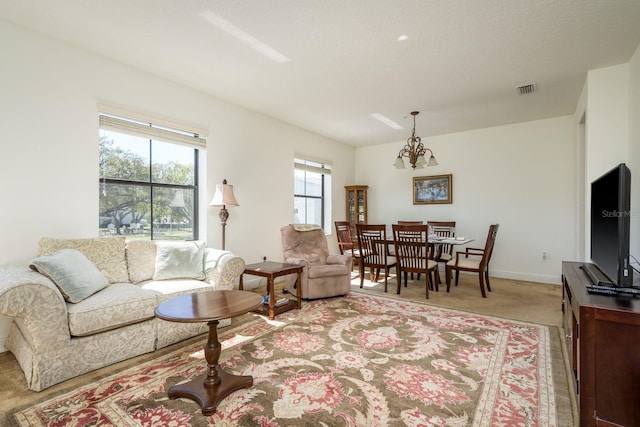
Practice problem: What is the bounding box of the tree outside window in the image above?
[98,115,200,240]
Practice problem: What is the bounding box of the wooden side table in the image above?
[240,261,303,320]
[155,290,263,416]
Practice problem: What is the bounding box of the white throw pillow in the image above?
[153,241,206,281]
[30,249,109,303]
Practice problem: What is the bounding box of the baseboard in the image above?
[490,269,561,285]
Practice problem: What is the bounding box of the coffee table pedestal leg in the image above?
[167,319,253,416]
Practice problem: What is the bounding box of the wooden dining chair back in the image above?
[445,224,499,298]
[392,224,438,298]
[334,221,354,255]
[356,224,397,292]
[334,221,362,277]
[427,221,456,263]
[395,221,426,276]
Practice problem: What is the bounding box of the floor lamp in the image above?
[209,179,239,250]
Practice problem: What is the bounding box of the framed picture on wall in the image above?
[413,174,452,204]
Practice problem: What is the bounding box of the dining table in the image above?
[354,232,475,253]
[374,233,474,285]
[383,235,474,247]
[427,236,474,246]
[352,225,475,254]
[427,236,474,259]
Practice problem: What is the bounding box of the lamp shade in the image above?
[209,179,239,207]
[170,189,186,208]
[393,156,406,169]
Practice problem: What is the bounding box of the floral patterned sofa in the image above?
[0,236,245,391]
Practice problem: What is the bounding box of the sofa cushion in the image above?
[126,240,157,284]
[30,249,109,303]
[153,241,206,281]
[39,236,128,283]
[67,283,159,336]
[139,279,213,303]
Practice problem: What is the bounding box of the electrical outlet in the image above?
[542,251,548,262]
[263,256,267,262]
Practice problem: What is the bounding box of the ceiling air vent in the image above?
[517,83,537,95]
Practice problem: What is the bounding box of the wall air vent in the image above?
[517,83,537,95]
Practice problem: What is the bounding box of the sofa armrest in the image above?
[327,254,351,266]
[204,249,246,291]
[0,266,71,351]
[283,257,311,268]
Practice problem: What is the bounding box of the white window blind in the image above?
[99,114,206,149]
[294,158,332,175]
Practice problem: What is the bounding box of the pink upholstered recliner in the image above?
[280,224,352,299]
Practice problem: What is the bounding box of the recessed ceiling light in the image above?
[371,113,403,130]
[397,35,409,41]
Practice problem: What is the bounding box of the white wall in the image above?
[353,56,640,286]
[585,64,630,182]
[1,17,639,352]
[628,44,640,260]
[355,117,576,284]
[578,63,636,260]
[0,20,355,350]
[0,20,355,262]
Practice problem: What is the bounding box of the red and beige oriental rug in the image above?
[12,293,561,426]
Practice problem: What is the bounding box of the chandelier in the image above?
[393,111,438,169]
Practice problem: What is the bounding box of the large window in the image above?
[98,113,205,240]
[294,158,332,233]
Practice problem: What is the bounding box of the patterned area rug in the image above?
[12,293,558,426]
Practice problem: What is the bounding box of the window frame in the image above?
[294,157,332,232]
[98,112,203,240]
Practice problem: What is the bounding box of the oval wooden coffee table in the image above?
[155,290,263,416]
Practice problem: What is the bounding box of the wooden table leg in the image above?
[167,319,253,415]
[267,277,275,319]
[295,270,302,309]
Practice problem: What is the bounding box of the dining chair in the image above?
[395,221,426,277]
[392,224,438,298]
[356,224,397,292]
[427,221,457,277]
[445,224,499,298]
[334,221,362,278]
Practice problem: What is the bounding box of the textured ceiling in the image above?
[2,0,640,146]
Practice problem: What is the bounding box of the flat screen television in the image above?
[588,163,633,287]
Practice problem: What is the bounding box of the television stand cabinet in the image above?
[562,261,640,427]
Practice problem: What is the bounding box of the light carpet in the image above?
[11,293,559,426]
